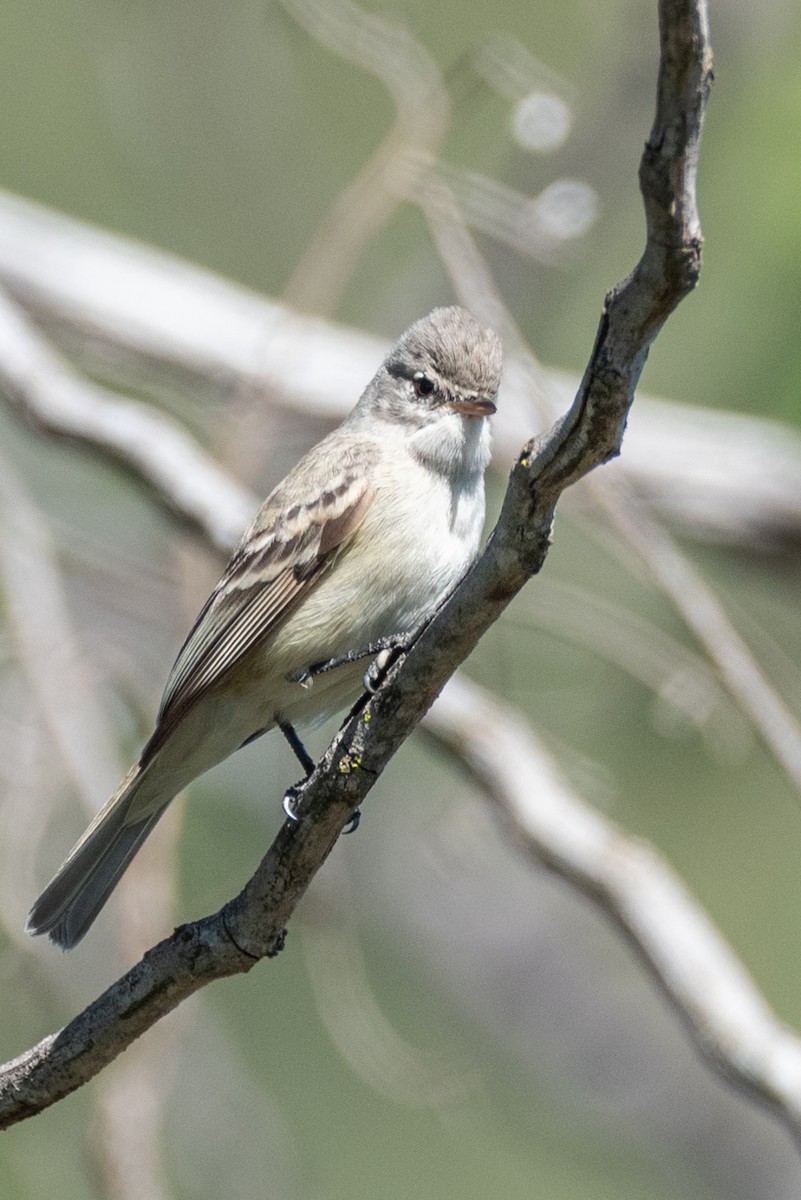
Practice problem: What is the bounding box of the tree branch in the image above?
[0,287,254,554]
[0,0,712,1129]
[6,207,801,547]
[426,675,801,1148]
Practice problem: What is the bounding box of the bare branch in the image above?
[0,0,712,1127]
[426,675,801,1146]
[594,475,801,792]
[0,189,377,421]
[0,445,122,809]
[280,0,450,312]
[0,288,254,554]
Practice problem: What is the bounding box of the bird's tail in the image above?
[26,761,168,950]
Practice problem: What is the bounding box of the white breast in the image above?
[362,412,489,634]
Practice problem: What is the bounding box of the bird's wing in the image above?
[148,454,376,754]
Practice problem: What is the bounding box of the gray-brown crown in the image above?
[387,306,503,399]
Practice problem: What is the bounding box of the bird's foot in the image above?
[282,784,303,823]
[282,786,360,835]
[289,637,407,688]
[343,809,361,834]
[363,644,404,693]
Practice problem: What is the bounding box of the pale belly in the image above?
[148,457,485,794]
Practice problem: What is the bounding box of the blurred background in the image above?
[2,0,801,1197]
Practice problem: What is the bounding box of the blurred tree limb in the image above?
[3,193,801,551]
[4,0,795,1146]
[426,677,801,1146]
[0,287,254,555]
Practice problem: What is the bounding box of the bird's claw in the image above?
[343,809,361,834]
[282,786,302,823]
[283,789,360,835]
[364,645,403,693]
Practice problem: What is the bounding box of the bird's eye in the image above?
[413,374,435,398]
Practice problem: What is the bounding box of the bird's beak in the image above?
[446,397,497,418]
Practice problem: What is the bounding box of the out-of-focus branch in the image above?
[426,674,801,1146]
[0,450,176,1193]
[280,0,450,312]
[299,891,475,1106]
[593,473,801,792]
[0,0,712,1127]
[2,192,801,549]
[512,576,748,750]
[0,447,121,812]
[0,287,253,553]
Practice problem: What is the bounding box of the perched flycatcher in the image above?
[27,306,503,949]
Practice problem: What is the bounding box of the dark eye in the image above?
[413,374,435,398]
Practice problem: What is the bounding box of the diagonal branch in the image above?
[426,675,801,1148]
[0,0,712,1129]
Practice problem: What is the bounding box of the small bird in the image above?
[27,306,503,949]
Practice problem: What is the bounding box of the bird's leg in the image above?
[289,636,407,693]
[278,719,316,775]
[282,638,406,834]
[278,719,360,834]
[279,720,314,824]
